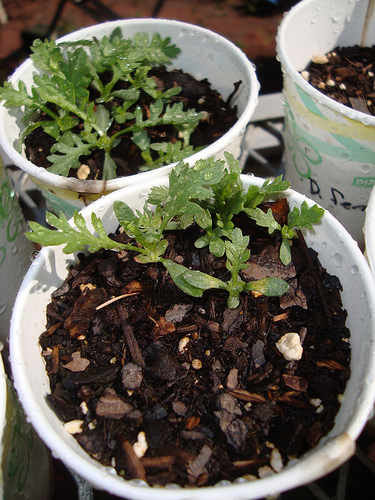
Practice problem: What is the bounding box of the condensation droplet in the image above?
[321,241,328,249]
[361,164,371,174]
[362,116,373,126]
[0,302,7,315]
[351,265,359,275]
[361,291,367,299]
[9,244,17,254]
[341,152,351,162]
[332,253,343,267]
[140,189,150,196]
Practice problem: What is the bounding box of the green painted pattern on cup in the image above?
[3,379,33,497]
[352,177,375,188]
[296,84,326,119]
[0,163,25,268]
[284,102,375,185]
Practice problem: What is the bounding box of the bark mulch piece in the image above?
[39,202,351,488]
[24,66,239,180]
[303,45,375,116]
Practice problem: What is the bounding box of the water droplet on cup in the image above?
[341,152,351,162]
[361,164,371,174]
[362,116,372,125]
[351,265,359,275]
[321,241,328,249]
[0,302,7,315]
[332,253,343,267]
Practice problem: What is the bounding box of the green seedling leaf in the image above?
[244,175,290,209]
[26,211,127,254]
[244,207,281,234]
[162,260,224,298]
[287,201,325,230]
[47,132,93,175]
[244,277,289,297]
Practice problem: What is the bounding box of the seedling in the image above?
[0,28,207,180]
[26,153,324,308]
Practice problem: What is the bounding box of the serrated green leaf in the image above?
[47,132,93,175]
[244,175,290,209]
[287,201,324,230]
[30,39,65,76]
[25,210,128,254]
[244,207,281,234]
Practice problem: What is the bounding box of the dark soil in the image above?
[39,198,351,488]
[303,45,375,116]
[24,67,239,180]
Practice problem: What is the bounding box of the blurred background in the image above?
[0,0,298,92]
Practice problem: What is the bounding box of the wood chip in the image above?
[282,374,309,392]
[188,444,212,480]
[151,316,176,339]
[117,434,146,480]
[185,416,200,429]
[229,389,267,403]
[316,360,346,370]
[96,387,139,420]
[165,303,193,323]
[63,351,90,372]
[117,304,145,367]
[140,455,175,471]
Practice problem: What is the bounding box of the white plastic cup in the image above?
[0,350,52,499]
[0,157,34,346]
[364,184,375,278]
[277,0,375,249]
[0,19,259,218]
[9,174,375,499]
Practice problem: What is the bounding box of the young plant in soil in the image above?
[301,45,375,116]
[26,154,351,487]
[0,28,238,180]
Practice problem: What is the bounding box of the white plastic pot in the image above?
[0,18,259,218]
[0,156,34,346]
[9,173,375,499]
[0,349,52,499]
[277,0,375,249]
